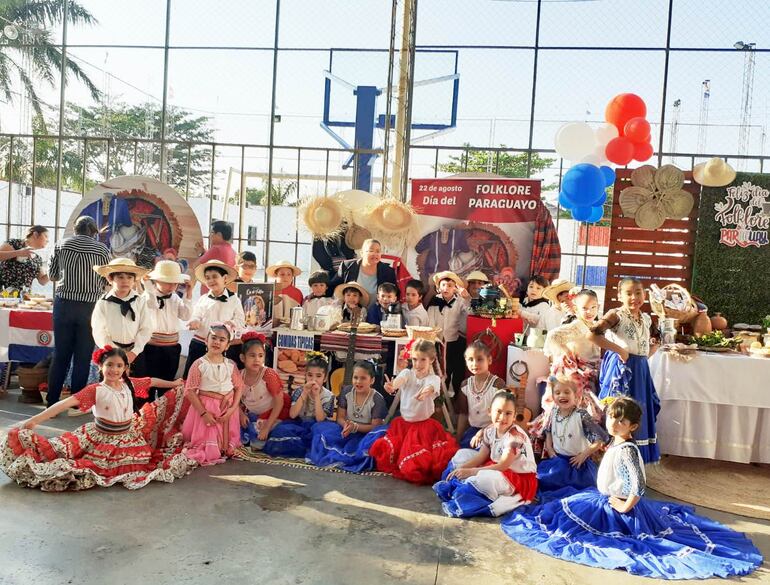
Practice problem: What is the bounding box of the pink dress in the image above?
[182,356,244,465]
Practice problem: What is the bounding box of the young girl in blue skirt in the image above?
[501,397,762,580]
[537,376,608,494]
[262,352,335,458]
[434,390,538,518]
[308,360,388,473]
[589,277,660,463]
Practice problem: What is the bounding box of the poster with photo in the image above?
[410,177,559,297]
[273,329,316,389]
[391,338,410,376]
[237,282,274,331]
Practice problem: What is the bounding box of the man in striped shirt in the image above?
[46,216,111,406]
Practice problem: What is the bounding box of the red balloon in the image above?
[605,93,647,133]
[633,141,654,162]
[624,117,651,143]
[605,136,635,166]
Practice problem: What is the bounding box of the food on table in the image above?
[690,330,742,350]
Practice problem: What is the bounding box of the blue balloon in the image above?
[562,164,605,207]
[571,206,594,221]
[593,190,608,206]
[587,205,604,223]
[600,165,616,188]
[558,191,576,209]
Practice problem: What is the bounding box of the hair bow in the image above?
[400,338,416,362]
[92,345,114,365]
[241,331,270,346]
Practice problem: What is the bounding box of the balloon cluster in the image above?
[553,92,654,223]
[603,93,654,166]
[559,164,614,223]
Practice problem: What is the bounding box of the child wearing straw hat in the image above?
[184,260,245,379]
[142,260,192,399]
[267,260,303,305]
[427,271,470,396]
[91,259,155,376]
[333,281,370,322]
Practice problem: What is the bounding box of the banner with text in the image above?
[410,177,556,296]
[692,173,770,324]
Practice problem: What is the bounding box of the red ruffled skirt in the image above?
[496,464,538,502]
[371,417,459,485]
[0,387,197,491]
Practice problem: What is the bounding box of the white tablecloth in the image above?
[650,351,770,464]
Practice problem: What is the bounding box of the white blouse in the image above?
[461,374,502,428]
[596,441,647,498]
[198,357,237,394]
[481,425,537,474]
[402,304,429,327]
[605,310,652,356]
[544,319,601,363]
[396,368,440,423]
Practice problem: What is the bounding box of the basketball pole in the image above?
[390,0,417,202]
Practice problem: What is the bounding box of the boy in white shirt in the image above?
[302,270,335,318]
[91,258,155,373]
[402,279,429,327]
[427,270,470,396]
[142,260,192,398]
[184,260,245,378]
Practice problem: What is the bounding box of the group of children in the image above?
[0,264,762,580]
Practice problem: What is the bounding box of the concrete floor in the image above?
[1,390,769,585]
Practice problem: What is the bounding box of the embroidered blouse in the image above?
[456,374,505,428]
[186,356,244,395]
[338,388,388,424]
[544,319,601,364]
[241,367,283,414]
[591,308,657,356]
[481,425,537,474]
[545,407,609,456]
[74,377,152,421]
[596,441,646,498]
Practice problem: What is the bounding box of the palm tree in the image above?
[0,0,100,132]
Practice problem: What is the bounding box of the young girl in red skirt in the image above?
[182,323,245,465]
[238,332,290,448]
[434,390,538,517]
[0,346,194,491]
[371,339,458,484]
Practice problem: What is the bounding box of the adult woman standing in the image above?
[329,239,397,307]
[0,226,50,290]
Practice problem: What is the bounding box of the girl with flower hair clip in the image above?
[262,351,335,458]
[238,331,290,449]
[0,346,193,491]
[182,322,245,465]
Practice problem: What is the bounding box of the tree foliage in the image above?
[437,144,555,178]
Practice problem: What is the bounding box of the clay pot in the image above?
[710,312,728,331]
[17,366,47,404]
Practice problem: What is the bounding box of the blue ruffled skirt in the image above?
[599,352,660,463]
[459,426,482,449]
[537,454,597,494]
[501,487,763,580]
[308,421,388,473]
[262,419,315,458]
[434,476,498,518]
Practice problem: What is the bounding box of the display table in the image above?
[0,308,54,363]
[650,350,770,464]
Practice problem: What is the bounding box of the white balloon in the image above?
[594,123,619,147]
[554,122,596,162]
[580,154,603,165]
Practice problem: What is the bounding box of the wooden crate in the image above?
[604,168,702,312]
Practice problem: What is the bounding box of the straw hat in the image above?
[336,189,380,227]
[93,257,149,278]
[465,270,489,283]
[693,158,736,187]
[366,199,420,248]
[432,270,464,290]
[146,260,190,284]
[543,278,575,305]
[299,195,344,240]
[194,259,237,284]
[266,260,302,278]
[333,281,370,306]
[344,224,372,251]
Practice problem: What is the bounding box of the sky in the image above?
[3,0,770,194]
